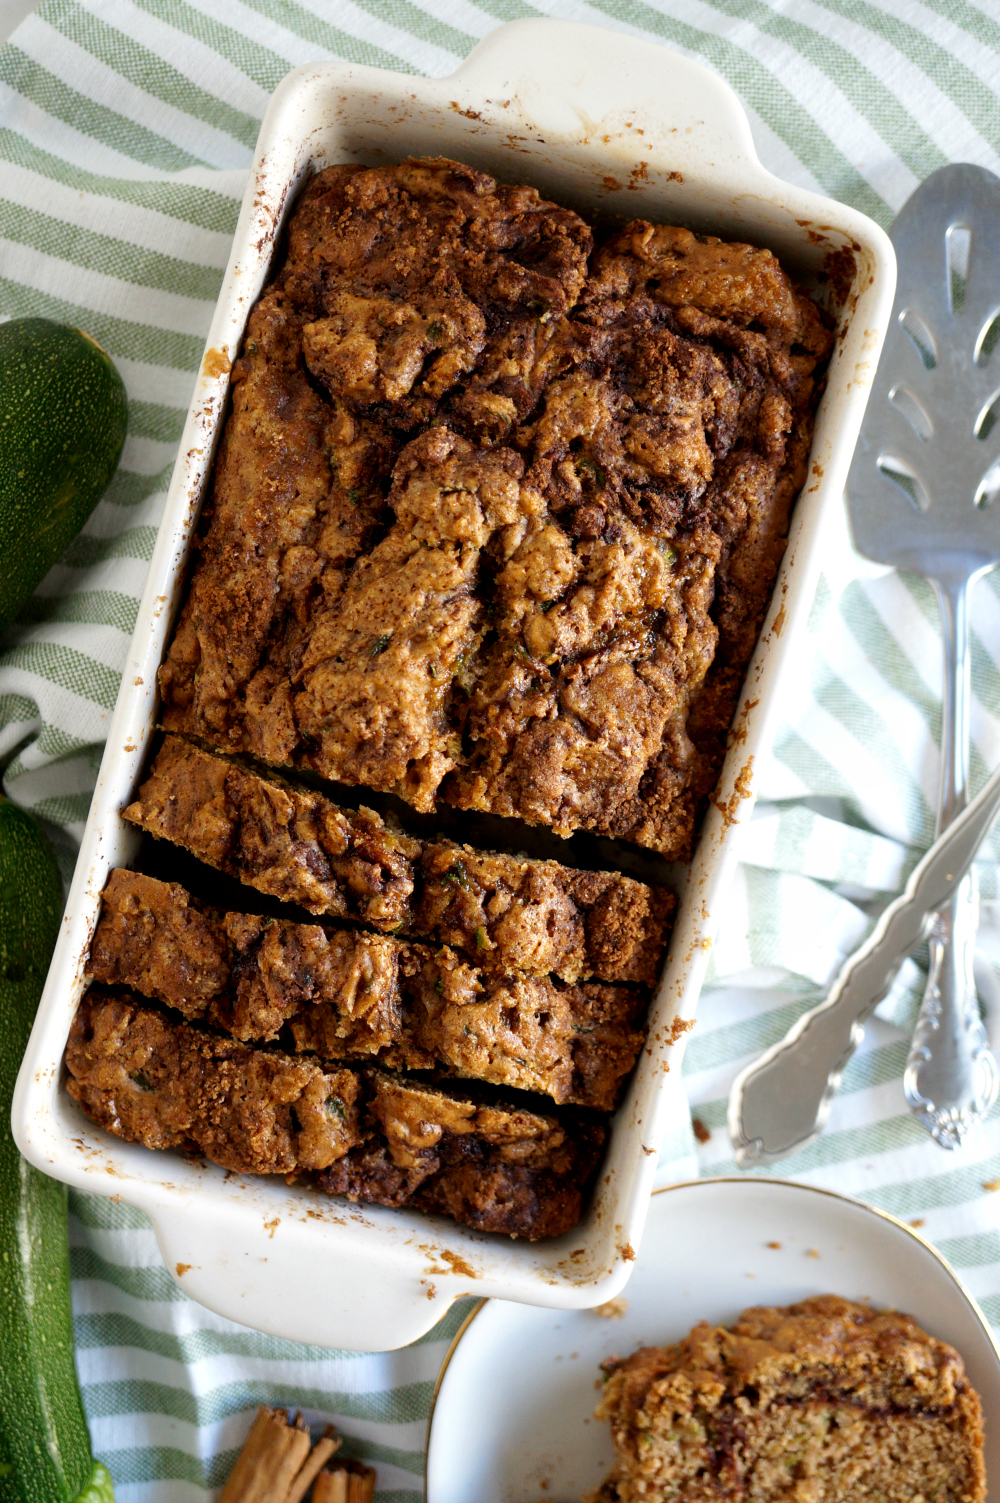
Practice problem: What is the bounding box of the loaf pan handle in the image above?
[149,1204,469,1352]
[450,18,759,174]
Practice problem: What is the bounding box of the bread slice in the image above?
[590,1295,986,1503]
[88,869,645,1109]
[65,988,605,1239]
[123,735,673,983]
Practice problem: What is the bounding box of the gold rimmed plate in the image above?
[425,1177,1000,1502]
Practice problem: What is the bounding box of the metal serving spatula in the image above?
[729,163,1000,1164]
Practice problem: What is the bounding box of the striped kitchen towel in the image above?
[2,1,1000,1497]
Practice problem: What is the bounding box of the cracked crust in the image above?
[291,427,532,808]
[448,223,831,854]
[158,159,830,856]
[159,158,590,794]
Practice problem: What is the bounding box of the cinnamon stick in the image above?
[312,1463,376,1503]
[218,1407,359,1503]
[286,1432,341,1503]
[218,1407,312,1503]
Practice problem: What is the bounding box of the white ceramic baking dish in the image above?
[13,18,895,1352]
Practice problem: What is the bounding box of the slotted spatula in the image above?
[848,163,1000,1148]
[729,163,1000,1164]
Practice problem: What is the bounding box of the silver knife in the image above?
[729,754,1000,1166]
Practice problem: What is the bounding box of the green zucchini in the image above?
[0,798,114,1502]
[0,318,128,630]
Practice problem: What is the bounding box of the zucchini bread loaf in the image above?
[589,1295,985,1502]
[157,156,832,859]
[71,155,833,1240]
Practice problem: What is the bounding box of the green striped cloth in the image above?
[3,0,1000,1495]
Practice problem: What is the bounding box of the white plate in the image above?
[426,1177,1000,1503]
